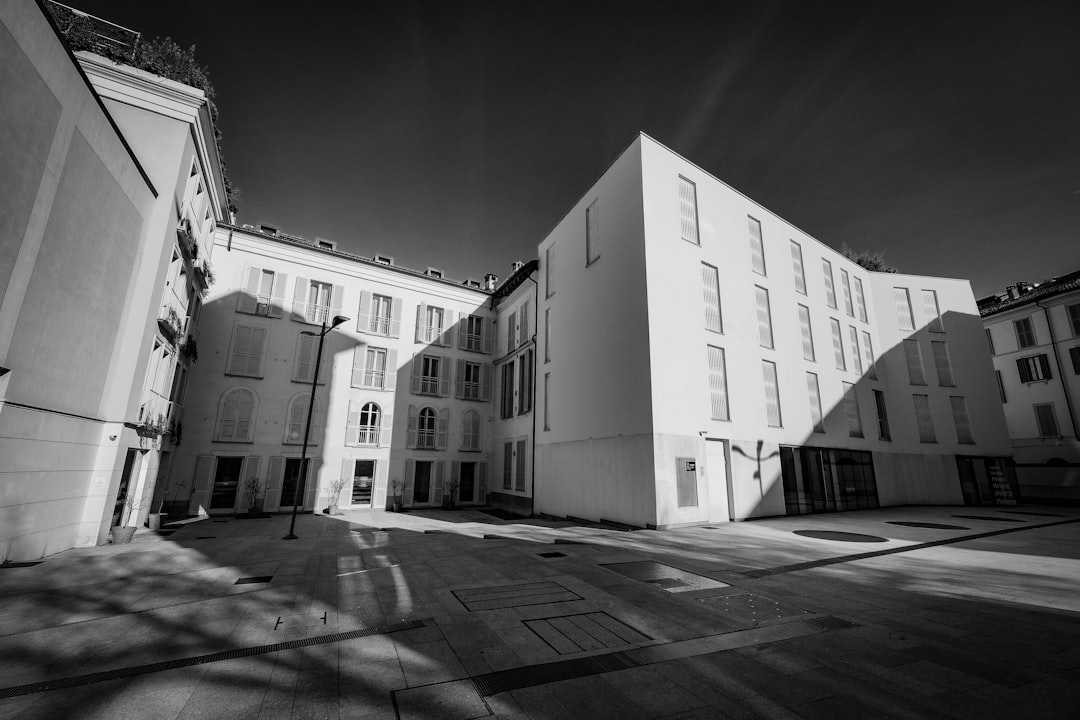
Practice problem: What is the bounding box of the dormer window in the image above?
[425,268,444,279]
[373,254,394,266]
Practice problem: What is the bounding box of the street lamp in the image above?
[284,313,349,540]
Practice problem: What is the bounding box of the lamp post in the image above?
[284,313,349,540]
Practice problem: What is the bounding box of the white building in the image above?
[980,273,1080,504]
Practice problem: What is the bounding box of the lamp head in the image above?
[331,315,349,329]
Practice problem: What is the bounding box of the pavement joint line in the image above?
[743,517,1080,578]
[0,618,427,699]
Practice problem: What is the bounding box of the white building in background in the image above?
[980,273,1080,504]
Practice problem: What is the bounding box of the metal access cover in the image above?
[453,580,582,612]
[602,561,729,593]
[697,592,811,625]
[524,612,650,655]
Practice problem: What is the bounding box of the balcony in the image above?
[356,426,381,447]
[157,305,184,344]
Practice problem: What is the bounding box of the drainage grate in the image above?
[471,650,640,697]
[0,619,425,699]
[0,561,42,569]
[453,581,582,612]
[805,616,860,631]
[697,592,811,626]
[538,552,566,558]
[235,576,273,585]
[602,561,729,593]
[525,612,650,654]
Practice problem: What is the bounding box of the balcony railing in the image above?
[356,426,380,446]
[419,376,439,395]
[369,315,390,335]
[363,369,385,389]
[417,430,435,449]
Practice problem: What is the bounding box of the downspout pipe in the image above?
[1036,299,1079,439]
[526,272,539,516]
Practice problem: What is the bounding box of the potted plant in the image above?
[239,475,267,518]
[390,477,403,512]
[111,494,141,544]
[324,477,347,516]
[178,336,198,364]
[148,476,186,530]
[444,477,460,510]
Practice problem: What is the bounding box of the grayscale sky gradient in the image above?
[70,0,1080,296]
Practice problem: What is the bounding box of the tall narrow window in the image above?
[228,325,267,377]
[950,397,974,444]
[679,176,699,245]
[894,287,914,331]
[306,281,333,325]
[755,286,773,349]
[931,341,955,386]
[1016,354,1052,383]
[506,311,517,354]
[862,331,877,380]
[357,402,381,446]
[293,332,323,383]
[515,439,527,491]
[749,217,766,275]
[362,347,387,389]
[831,318,846,371]
[702,263,723,333]
[1034,403,1060,438]
[461,409,481,451]
[849,326,863,375]
[543,373,551,431]
[843,382,863,438]
[823,259,837,309]
[463,315,485,353]
[545,245,555,298]
[1068,304,1080,337]
[790,241,806,294]
[873,390,890,440]
[586,199,600,265]
[518,350,533,415]
[854,277,867,322]
[519,300,530,346]
[1070,346,1080,374]
[501,363,514,419]
[798,305,815,361]
[216,388,256,442]
[707,346,729,421]
[284,394,320,445]
[996,370,1007,403]
[985,328,996,355]
[417,407,437,449]
[841,269,854,317]
[806,372,824,432]
[368,294,394,336]
[762,361,782,427]
[418,355,442,395]
[913,394,936,443]
[1014,317,1036,349]
[923,290,944,332]
[904,340,926,385]
[544,308,551,362]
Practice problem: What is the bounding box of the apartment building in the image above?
[980,272,1080,503]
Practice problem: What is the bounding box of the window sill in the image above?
[224,371,263,379]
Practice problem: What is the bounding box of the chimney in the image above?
[483,273,499,291]
[511,260,525,274]
[1006,285,1020,300]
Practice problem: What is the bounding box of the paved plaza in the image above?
[1,505,1078,719]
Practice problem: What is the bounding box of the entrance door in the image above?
[281,458,309,510]
[801,448,837,512]
[210,456,243,510]
[413,461,432,504]
[351,459,375,506]
[459,462,476,503]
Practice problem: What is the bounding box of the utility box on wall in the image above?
[676,457,698,507]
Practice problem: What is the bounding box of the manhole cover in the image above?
[602,561,729,593]
[886,521,969,530]
[952,515,1024,522]
[698,592,811,625]
[793,530,888,543]
[524,612,650,654]
[453,581,582,612]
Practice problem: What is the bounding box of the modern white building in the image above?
[980,272,1080,504]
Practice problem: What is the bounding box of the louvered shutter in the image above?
[457,311,467,349]
[410,354,422,394]
[351,346,365,388]
[269,273,287,318]
[932,342,954,386]
[380,411,393,447]
[854,278,867,322]
[843,382,862,437]
[762,361,781,427]
[507,311,516,353]
[806,373,824,432]
[436,408,449,449]
[341,459,355,498]
[304,459,320,508]
[841,270,854,316]
[480,363,492,402]
[356,290,371,333]
[238,267,259,313]
[389,298,402,338]
[923,290,943,332]
[296,333,316,382]
[285,396,305,443]
[520,300,530,345]
[439,308,454,347]
[415,303,427,343]
[913,395,936,442]
[515,439,527,490]
[823,260,837,308]
[292,277,308,321]
[346,399,359,446]
[438,356,451,397]
[188,455,213,514]
[481,319,493,354]
[798,306,814,361]
[790,242,806,294]
[863,331,877,380]
[702,264,722,332]
[950,397,974,443]
[755,287,773,348]
[477,462,487,501]
[403,459,415,505]
[219,390,239,439]
[407,405,418,448]
[831,320,846,371]
[748,217,765,275]
[433,460,444,500]
[451,461,461,502]
[894,288,914,331]
[586,200,600,262]
[265,456,284,510]
[385,349,398,391]
[455,358,465,399]
[330,285,343,318]
[849,327,862,375]
[228,326,249,374]
[247,328,266,375]
[904,340,926,384]
[1016,358,1032,383]
[707,346,728,421]
[1038,354,1052,379]
[678,177,698,244]
[241,457,261,508]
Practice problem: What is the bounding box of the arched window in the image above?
[215,387,257,442]
[417,407,436,449]
[358,402,381,446]
[462,410,481,451]
[284,393,321,445]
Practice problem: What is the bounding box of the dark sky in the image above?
[70,0,1080,296]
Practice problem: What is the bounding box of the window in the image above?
[923,290,944,332]
[507,311,517,353]
[986,328,996,355]
[502,442,513,489]
[996,370,1007,403]
[457,360,491,401]
[798,305,815,362]
[707,346,729,421]
[762,360,782,427]
[360,292,399,337]
[501,363,515,419]
[849,326,863,375]
[931,341,954,386]
[461,409,481,451]
[515,439,527,491]
[544,308,551,363]
[790,241,806,294]
[364,347,387,389]
[227,325,267,377]
[406,406,448,450]
[913,394,936,443]
[904,340,926,385]
[461,314,488,353]
[702,263,723,333]
[755,286,773,348]
[407,353,451,397]
[1070,346,1080,375]
[1016,354,1052,383]
[416,303,446,344]
[1069,304,1080,337]
[544,373,551,431]
[417,407,437,449]
[854,277,867,322]
[1034,403,1060,438]
[748,217,766,275]
[862,331,877,381]
[822,259,837,309]
[806,372,824,432]
[356,402,381,446]
[841,269,854,317]
[293,332,324,383]
[238,267,284,317]
[678,176,699,245]
[518,350,534,415]
[545,245,555,297]
[831,319,846,371]
[950,397,974,444]
[843,382,863,438]
[1014,317,1036,349]
[873,390,890,440]
[894,288,914,331]
[299,280,333,325]
[586,199,600,264]
[519,299,530,346]
[284,393,320,445]
[215,389,256,442]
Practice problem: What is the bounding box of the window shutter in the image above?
[351,346,365,388]
[219,390,239,439]
[356,290,371,333]
[904,340,925,384]
[292,277,308,321]
[862,331,877,380]
[415,303,427,343]
[269,273,287,318]
[438,356,451,397]
[236,389,255,439]
[385,349,398,391]
[346,399,359,446]
[436,408,449,449]
[923,290,943,332]
[265,456,284,511]
[678,177,698,244]
[389,297,402,338]
[380,411,393,447]
[457,311,467,349]
[341,459,355,496]
[515,439,527,490]
[455,358,465,399]
[798,306,814,361]
[841,270,853,316]
[247,327,266,375]
[849,327,862,375]
[304,459,320,508]
[950,396,974,443]
[806,373,824,432]
[701,264,722,333]
[507,312,516,353]
[823,260,836,309]
[1070,346,1080,374]
[755,287,773,348]
[238,267,259,313]
[854,278,867,322]
[1039,354,1052,380]
[285,396,306,443]
[229,326,250,374]
[440,308,454,347]
[330,285,343,318]
[478,462,487,501]
[401,459,415,506]
[433,460,444,499]
[188,455,213,515]
[451,461,461,500]
[932,342,954,386]
[831,320,845,371]
[762,361,781,427]
[894,288,914,331]
[241,457,261,504]
[480,363,492,402]
[748,217,765,274]
[843,383,862,437]
[407,405,418,448]
[520,300,530,345]
[790,242,806,294]
[296,333,316,382]
[913,394,936,442]
[410,354,422,394]
[1016,358,1031,383]
[482,319,493,354]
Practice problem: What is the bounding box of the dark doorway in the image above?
[111,449,139,526]
[281,458,309,510]
[210,456,243,510]
[414,461,432,504]
[351,459,375,505]
[459,462,476,503]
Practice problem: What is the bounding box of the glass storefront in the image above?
[781,446,879,515]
